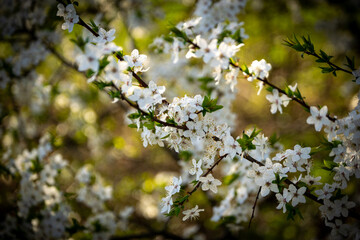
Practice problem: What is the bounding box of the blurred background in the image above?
[1,0,360,239]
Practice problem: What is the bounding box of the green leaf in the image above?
[284,86,293,97]
[190,180,198,186]
[345,56,355,70]
[66,218,86,235]
[85,69,95,78]
[98,57,110,74]
[286,204,303,221]
[166,117,177,126]
[236,128,261,151]
[169,27,189,42]
[242,64,250,75]
[320,67,334,74]
[293,88,303,101]
[201,96,223,116]
[319,50,333,62]
[179,151,193,161]
[323,159,338,171]
[30,158,43,173]
[223,173,240,185]
[89,19,99,33]
[92,81,113,90]
[70,36,89,52]
[144,121,155,130]
[269,132,280,147]
[128,112,141,119]
[174,195,189,205]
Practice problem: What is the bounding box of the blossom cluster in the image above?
[56,4,79,32]
[1,135,134,240]
[1,0,359,239]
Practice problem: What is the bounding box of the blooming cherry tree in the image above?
[0,0,360,239]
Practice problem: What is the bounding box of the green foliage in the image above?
[98,57,110,75]
[169,27,189,43]
[128,112,141,120]
[92,81,113,90]
[322,159,338,172]
[66,218,86,235]
[268,133,280,147]
[166,206,182,217]
[284,34,355,76]
[223,173,240,185]
[201,96,223,116]
[89,19,99,33]
[166,117,177,126]
[179,151,193,161]
[272,173,287,192]
[241,64,250,75]
[345,56,356,71]
[70,36,89,52]
[286,204,303,221]
[198,77,215,96]
[236,128,261,151]
[30,158,43,173]
[284,35,314,55]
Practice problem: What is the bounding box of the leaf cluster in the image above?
[284,34,356,76]
[236,128,261,151]
[201,96,223,116]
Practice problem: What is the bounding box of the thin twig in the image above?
[178,154,227,206]
[186,38,337,122]
[304,51,352,74]
[248,186,261,228]
[62,4,360,221]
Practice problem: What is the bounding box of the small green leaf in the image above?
[223,173,240,185]
[128,113,141,119]
[128,123,138,128]
[345,56,355,70]
[201,96,223,116]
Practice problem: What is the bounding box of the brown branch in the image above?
[185,37,337,122]
[248,186,261,228]
[77,17,149,88]
[304,51,352,74]
[66,6,359,221]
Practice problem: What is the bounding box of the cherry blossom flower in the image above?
[334,196,356,218]
[182,205,204,221]
[189,159,203,181]
[76,44,102,72]
[266,89,291,114]
[306,106,331,132]
[193,36,218,63]
[352,68,360,85]
[275,188,291,213]
[165,176,182,196]
[95,28,116,44]
[199,174,222,193]
[288,184,306,207]
[319,199,339,220]
[247,59,272,82]
[57,4,79,32]
[124,49,149,73]
[104,58,131,88]
[160,196,173,214]
[315,183,336,200]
